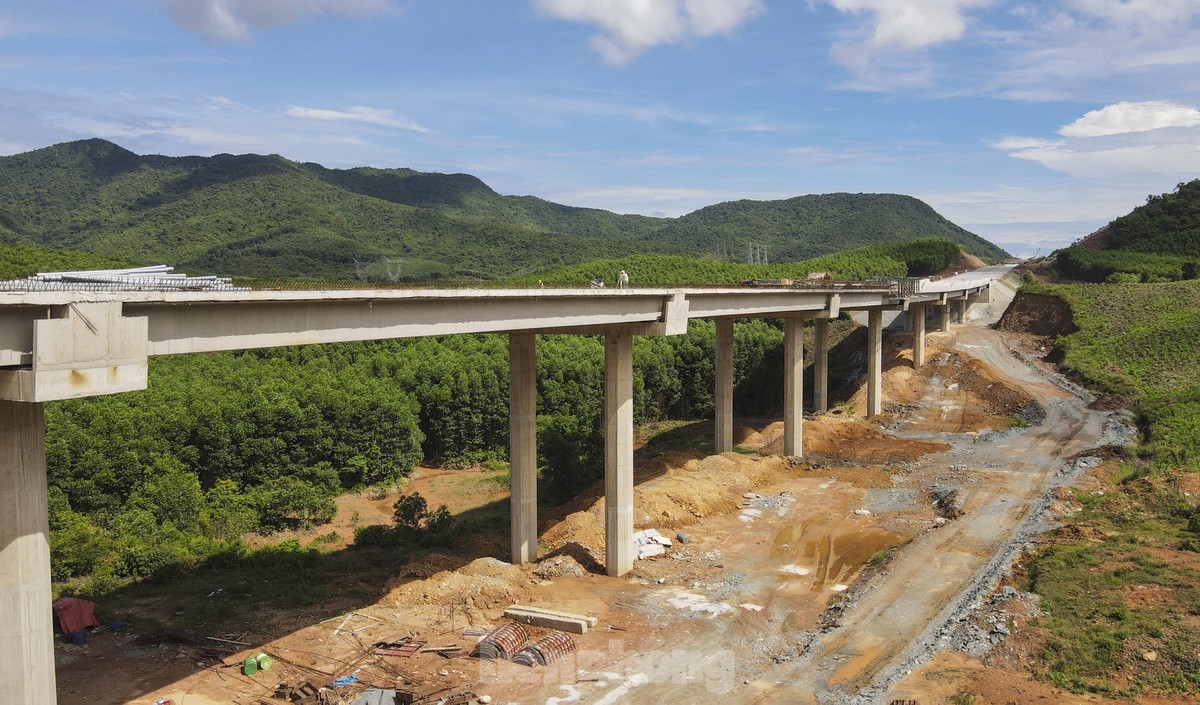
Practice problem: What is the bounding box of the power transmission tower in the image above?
[384,257,405,281]
[747,243,768,265]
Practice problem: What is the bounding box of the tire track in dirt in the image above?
[750,325,1112,704]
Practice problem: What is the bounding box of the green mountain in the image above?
[0,139,1008,280]
[652,193,1007,262]
[1094,179,1200,255]
[1054,180,1200,282]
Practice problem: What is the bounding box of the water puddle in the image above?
[828,636,885,686]
[772,520,905,592]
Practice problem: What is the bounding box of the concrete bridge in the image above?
[0,265,1009,705]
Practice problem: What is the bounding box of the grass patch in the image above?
[1014,278,1200,695]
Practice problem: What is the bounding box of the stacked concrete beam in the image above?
[503,605,597,634]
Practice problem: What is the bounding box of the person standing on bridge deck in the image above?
[618,269,629,289]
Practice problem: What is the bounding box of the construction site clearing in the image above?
[54,300,1150,705]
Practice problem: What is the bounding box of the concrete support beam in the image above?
[714,319,734,453]
[604,331,634,577]
[508,333,538,565]
[911,303,926,370]
[0,400,55,705]
[938,303,951,332]
[814,318,830,413]
[783,318,804,457]
[866,310,883,417]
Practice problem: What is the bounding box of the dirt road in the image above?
[552,323,1118,705]
[750,326,1109,704]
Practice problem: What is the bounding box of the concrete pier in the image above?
[508,334,538,565]
[714,319,734,453]
[866,310,883,417]
[911,303,926,369]
[0,400,55,705]
[604,331,634,577]
[938,303,951,332]
[0,266,1013,701]
[814,317,829,413]
[783,318,804,456]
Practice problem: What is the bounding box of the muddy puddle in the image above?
[771,519,905,592]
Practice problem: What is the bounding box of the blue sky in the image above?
[3,1,1200,256]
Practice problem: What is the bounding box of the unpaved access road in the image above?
[567,323,1118,705]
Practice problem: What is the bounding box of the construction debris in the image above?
[419,645,463,658]
[373,639,426,658]
[502,606,597,635]
[471,623,529,661]
[511,631,576,668]
[633,529,673,560]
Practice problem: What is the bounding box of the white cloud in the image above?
[284,105,429,133]
[827,0,990,50]
[531,0,763,64]
[997,103,1200,179]
[161,0,394,42]
[1002,134,1200,178]
[784,145,895,164]
[1059,100,1200,137]
[821,0,991,85]
[554,184,786,216]
[1068,0,1200,31]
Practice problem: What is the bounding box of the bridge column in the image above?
[938,303,951,332]
[0,400,55,705]
[784,318,804,457]
[604,331,634,577]
[714,319,734,453]
[814,317,829,413]
[866,310,883,417]
[508,333,537,565]
[911,303,926,369]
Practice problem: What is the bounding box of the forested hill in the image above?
[653,193,1008,262]
[0,138,1007,280]
[1089,179,1200,254]
[1053,179,1200,282]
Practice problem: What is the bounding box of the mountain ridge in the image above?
[0,139,1009,279]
